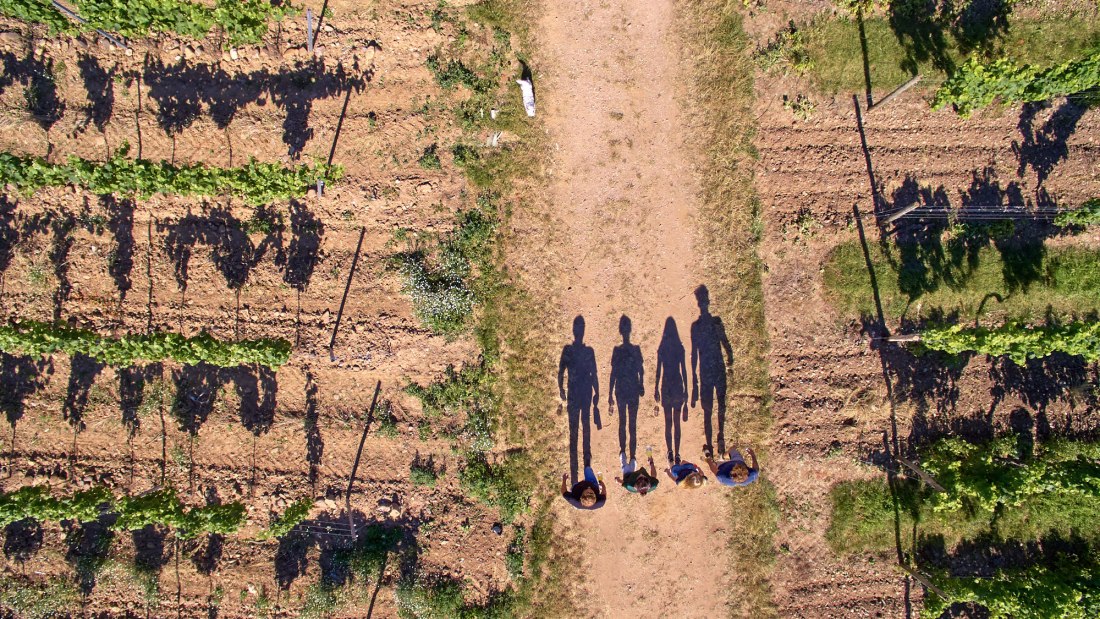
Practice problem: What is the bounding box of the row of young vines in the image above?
[0,320,292,368]
[0,146,341,205]
[0,0,296,46]
[0,485,313,540]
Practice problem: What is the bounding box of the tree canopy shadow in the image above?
[275,512,412,593]
[0,353,48,445]
[0,50,66,137]
[283,200,324,291]
[171,363,221,438]
[65,513,116,595]
[103,196,136,304]
[4,518,43,565]
[139,58,371,157]
[1014,100,1092,190]
[63,353,106,434]
[76,54,115,138]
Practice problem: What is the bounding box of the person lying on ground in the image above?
[704,445,759,488]
[666,458,707,489]
[616,455,659,496]
[561,469,606,509]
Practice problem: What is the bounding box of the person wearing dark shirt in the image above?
[616,454,659,496]
[666,460,707,489]
[560,470,606,510]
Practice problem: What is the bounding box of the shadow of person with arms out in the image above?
[609,315,643,464]
[559,315,599,485]
[655,317,688,465]
[690,285,733,454]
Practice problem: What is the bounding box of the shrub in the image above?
[933,52,1100,116]
[1055,198,1100,228]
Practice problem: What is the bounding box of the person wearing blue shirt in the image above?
[705,445,759,487]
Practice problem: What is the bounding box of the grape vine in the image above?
[921,552,1100,619]
[0,319,292,369]
[0,145,341,206]
[919,436,1100,516]
[1055,198,1100,229]
[933,52,1100,117]
[258,497,313,540]
[0,0,298,46]
[918,320,1100,365]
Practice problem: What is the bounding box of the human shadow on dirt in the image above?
[559,316,598,485]
[4,518,43,566]
[76,54,116,142]
[65,513,116,595]
[63,353,105,435]
[1014,100,1093,190]
[609,315,643,462]
[139,57,371,157]
[690,285,733,454]
[655,317,687,463]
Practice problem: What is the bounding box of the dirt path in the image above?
[539,2,734,616]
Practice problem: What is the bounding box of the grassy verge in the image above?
[684,1,779,616]
[823,240,1100,323]
[804,16,1100,94]
[394,0,578,616]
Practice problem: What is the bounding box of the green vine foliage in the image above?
[0,0,297,46]
[0,145,341,205]
[1055,199,1100,229]
[933,52,1100,117]
[0,486,112,527]
[922,552,1100,619]
[113,488,246,538]
[0,320,291,369]
[919,321,1100,365]
[920,436,1100,516]
[259,497,313,540]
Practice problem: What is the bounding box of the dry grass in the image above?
[680,1,779,617]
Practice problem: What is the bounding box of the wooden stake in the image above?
[897,455,946,492]
[885,202,923,224]
[870,74,922,112]
[899,562,948,599]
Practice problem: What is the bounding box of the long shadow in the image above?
[65,513,116,595]
[304,371,323,490]
[49,212,76,322]
[225,365,277,494]
[103,196,136,306]
[558,316,597,485]
[0,50,66,134]
[171,363,222,489]
[140,58,371,157]
[609,315,642,462]
[856,8,873,106]
[887,0,955,76]
[690,285,732,454]
[0,197,20,293]
[63,353,106,436]
[76,54,115,144]
[0,353,48,463]
[989,353,1096,425]
[191,486,225,576]
[283,201,324,344]
[654,317,687,463]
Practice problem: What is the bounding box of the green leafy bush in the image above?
[919,320,1100,365]
[921,551,1100,619]
[259,498,313,540]
[459,454,528,524]
[0,319,292,369]
[0,0,297,46]
[0,575,80,619]
[933,52,1100,116]
[395,575,514,619]
[114,487,246,538]
[0,146,340,205]
[0,486,112,527]
[1055,198,1100,228]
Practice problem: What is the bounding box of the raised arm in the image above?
[717,318,733,365]
[747,448,758,471]
[560,473,569,496]
[635,348,645,398]
[690,327,699,405]
[607,349,617,406]
[653,350,663,402]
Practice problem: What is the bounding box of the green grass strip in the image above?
[823,241,1100,323]
[0,319,291,368]
[0,147,340,206]
[804,16,1100,94]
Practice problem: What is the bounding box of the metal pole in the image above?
[50,0,129,49]
[306,8,314,54]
